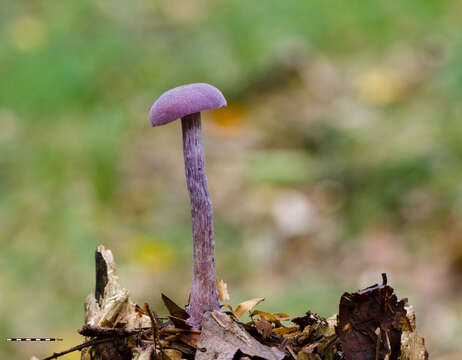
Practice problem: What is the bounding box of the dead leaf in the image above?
[166,342,195,355]
[337,282,407,360]
[135,304,147,317]
[291,313,316,329]
[251,310,280,325]
[301,325,313,337]
[168,316,191,329]
[234,298,265,319]
[217,280,230,302]
[272,326,300,337]
[300,340,322,354]
[272,313,290,319]
[221,304,234,312]
[196,311,285,360]
[273,316,299,322]
[178,332,200,348]
[255,315,273,339]
[162,294,189,320]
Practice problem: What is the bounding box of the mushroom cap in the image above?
[150,83,227,127]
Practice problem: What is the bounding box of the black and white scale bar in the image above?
[6,338,63,342]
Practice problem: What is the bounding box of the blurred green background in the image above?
[1,1,462,359]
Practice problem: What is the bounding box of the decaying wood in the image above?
[399,306,428,360]
[84,245,152,330]
[95,250,108,304]
[81,245,152,360]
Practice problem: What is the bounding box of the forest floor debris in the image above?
[42,246,428,360]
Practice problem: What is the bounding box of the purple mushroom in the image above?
[149,83,227,328]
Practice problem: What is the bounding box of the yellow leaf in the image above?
[272,326,300,337]
[217,279,230,302]
[251,310,278,323]
[233,298,265,319]
[272,312,290,318]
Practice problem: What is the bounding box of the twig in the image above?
[159,328,201,334]
[145,303,163,360]
[79,324,199,338]
[45,325,152,360]
[42,337,117,360]
[381,273,388,286]
[286,344,297,360]
[375,327,381,360]
[79,324,151,337]
[319,335,338,357]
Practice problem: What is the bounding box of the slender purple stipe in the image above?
[149,83,227,329]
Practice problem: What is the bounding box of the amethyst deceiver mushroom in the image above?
[149,83,226,329]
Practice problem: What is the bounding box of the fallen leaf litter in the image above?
[42,246,428,360]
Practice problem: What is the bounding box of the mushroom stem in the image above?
[181,112,220,328]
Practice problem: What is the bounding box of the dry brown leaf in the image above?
[217,279,230,302]
[234,298,265,319]
[221,304,234,312]
[337,282,408,360]
[255,315,273,339]
[300,340,323,354]
[178,332,200,348]
[168,316,191,329]
[162,293,189,320]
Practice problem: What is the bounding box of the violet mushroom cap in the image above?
[149,83,227,126]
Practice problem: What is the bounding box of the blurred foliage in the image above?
[1,1,462,359]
